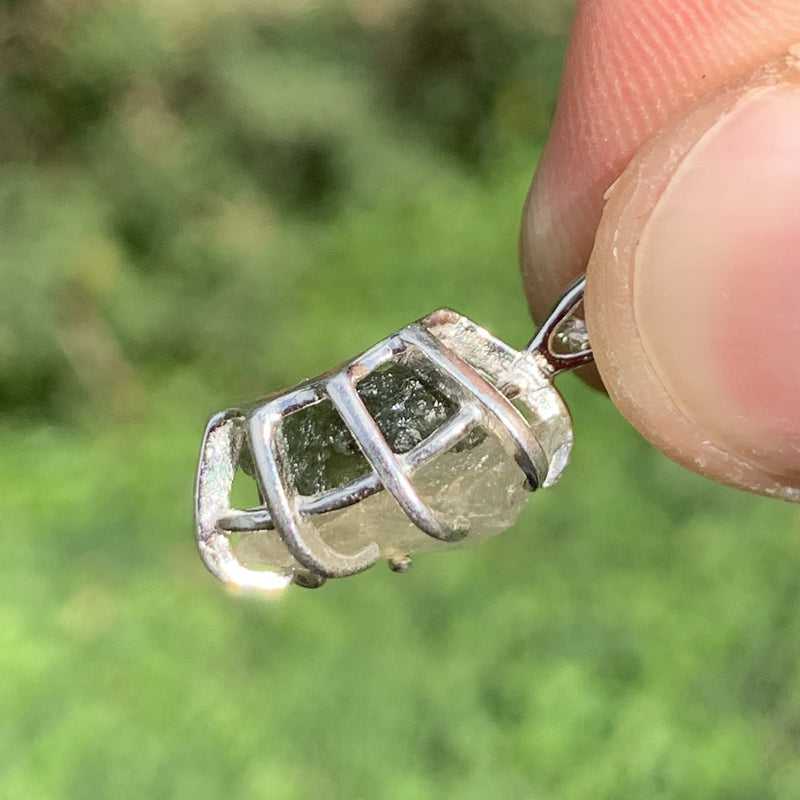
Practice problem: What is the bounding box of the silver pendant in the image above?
[195,277,591,591]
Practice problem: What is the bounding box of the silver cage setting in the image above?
[195,278,591,591]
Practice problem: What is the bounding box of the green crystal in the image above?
[282,362,458,496]
[233,423,529,570]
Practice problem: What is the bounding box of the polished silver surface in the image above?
[194,276,592,591]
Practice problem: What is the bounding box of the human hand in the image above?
[521,0,800,500]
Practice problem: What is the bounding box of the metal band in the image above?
[247,407,381,578]
[195,411,295,591]
[399,324,548,490]
[217,405,480,533]
[326,372,468,543]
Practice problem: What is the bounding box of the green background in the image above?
[2,1,800,798]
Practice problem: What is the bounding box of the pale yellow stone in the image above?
[233,428,528,570]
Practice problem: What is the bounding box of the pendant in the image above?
[194,277,591,591]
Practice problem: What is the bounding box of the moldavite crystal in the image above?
[283,362,459,496]
[233,362,529,570]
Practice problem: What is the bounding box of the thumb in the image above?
[521,0,800,499]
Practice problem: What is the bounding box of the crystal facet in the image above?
[283,362,456,496]
[234,425,528,570]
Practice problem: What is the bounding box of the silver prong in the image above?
[400,324,549,490]
[248,407,380,578]
[326,373,468,542]
[351,335,406,377]
[195,410,294,591]
[216,405,481,535]
[404,405,481,467]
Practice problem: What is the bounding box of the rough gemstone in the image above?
[231,359,532,572]
[282,362,457,496]
[308,426,529,558]
[233,425,529,570]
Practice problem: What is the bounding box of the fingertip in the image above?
[587,56,800,499]
[522,0,800,323]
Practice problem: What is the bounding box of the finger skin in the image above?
[521,0,800,499]
[522,0,800,321]
[589,57,800,500]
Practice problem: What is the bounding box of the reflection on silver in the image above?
[194,276,592,591]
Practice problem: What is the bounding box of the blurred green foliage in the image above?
[0,0,567,418]
[2,1,800,799]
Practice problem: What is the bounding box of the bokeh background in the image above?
[3,1,800,797]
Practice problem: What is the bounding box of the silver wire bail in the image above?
[525,275,592,376]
